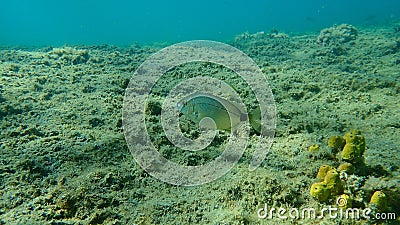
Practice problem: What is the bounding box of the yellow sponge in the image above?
[341,130,366,162]
[328,135,346,152]
[316,165,334,181]
[369,191,387,211]
[324,169,343,195]
[310,182,330,202]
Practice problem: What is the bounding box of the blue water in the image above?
[1,0,399,46]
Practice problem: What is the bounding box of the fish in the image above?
[177,93,261,133]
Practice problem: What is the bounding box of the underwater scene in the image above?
[1,0,399,224]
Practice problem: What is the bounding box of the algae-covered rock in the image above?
[317,24,358,46]
[47,47,90,65]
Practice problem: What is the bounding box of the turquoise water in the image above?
[0,0,399,46]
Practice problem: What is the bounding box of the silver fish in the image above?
[177,93,261,132]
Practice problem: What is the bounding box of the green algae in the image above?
[0,24,399,224]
